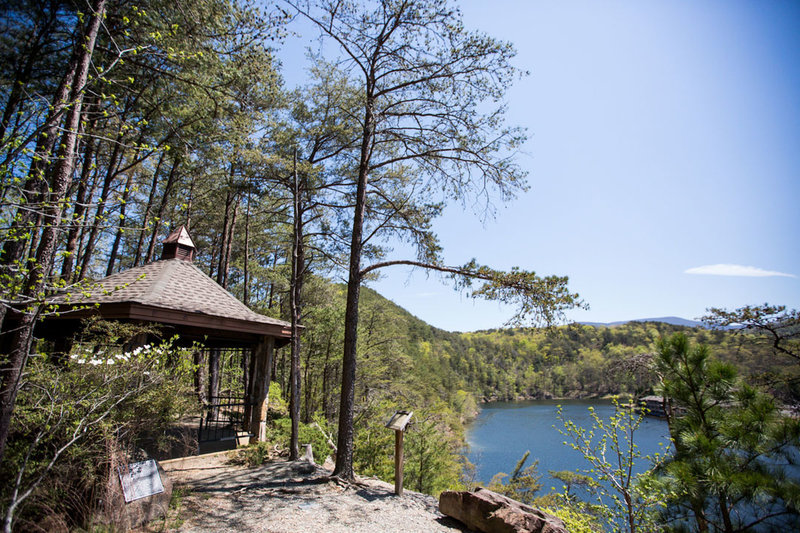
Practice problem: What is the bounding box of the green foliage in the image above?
[267,381,289,418]
[453,260,584,327]
[348,399,465,496]
[404,411,464,496]
[550,469,598,501]
[234,441,273,468]
[544,505,604,533]
[487,451,542,505]
[702,304,800,401]
[557,397,668,533]
[654,333,800,532]
[397,317,793,402]
[235,413,335,468]
[0,335,197,531]
[253,416,335,466]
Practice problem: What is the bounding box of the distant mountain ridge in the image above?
[579,316,708,329]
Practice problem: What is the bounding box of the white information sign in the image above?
[118,459,165,503]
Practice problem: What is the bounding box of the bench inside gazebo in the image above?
[39,226,292,453]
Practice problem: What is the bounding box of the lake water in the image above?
[465,399,672,494]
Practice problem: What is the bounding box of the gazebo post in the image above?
[248,336,274,443]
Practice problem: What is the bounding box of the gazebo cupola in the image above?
[161,225,196,262]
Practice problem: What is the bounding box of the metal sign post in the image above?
[385,410,413,496]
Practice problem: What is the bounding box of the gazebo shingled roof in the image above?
[45,226,291,345]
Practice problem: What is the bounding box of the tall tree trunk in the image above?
[208,348,221,418]
[193,349,207,404]
[220,200,238,289]
[0,0,107,466]
[0,4,58,148]
[185,175,195,230]
[243,186,251,306]
[718,494,733,533]
[217,179,236,288]
[74,166,102,275]
[133,150,166,266]
[303,346,313,423]
[144,155,179,263]
[289,152,305,460]
[280,348,287,400]
[61,109,98,281]
[333,95,375,480]
[0,29,79,277]
[267,247,280,309]
[322,336,333,420]
[77,135,125,280]
[106,170,135,275]
[207,239,217,278]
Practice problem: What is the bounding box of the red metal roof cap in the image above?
[163,226,196,248]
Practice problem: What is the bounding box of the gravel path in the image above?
[158,452,474,533]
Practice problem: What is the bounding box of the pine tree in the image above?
[655,333,800,532]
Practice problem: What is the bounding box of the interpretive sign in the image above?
[385,410,413,496]
[118,459,165,503]
[385,410,413,431]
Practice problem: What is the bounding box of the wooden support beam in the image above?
[248,336,274,443]
[395,429,404,496]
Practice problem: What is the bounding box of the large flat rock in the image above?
[439,487,567,533]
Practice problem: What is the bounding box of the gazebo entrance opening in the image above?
[198,346,256,444]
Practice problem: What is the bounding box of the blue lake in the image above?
[465,399,672,494]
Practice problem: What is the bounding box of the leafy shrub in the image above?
[234,441,274,467]
[0,334,197,531]
[264,417,334,464]
[544,505,603,533]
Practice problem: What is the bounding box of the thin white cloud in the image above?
[685,264,796,278]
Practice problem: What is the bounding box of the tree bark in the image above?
[185,175,195,230]
[243,186,251,306]
[60,109,98,281]
[289,151,305,460]
[216,181,237,289]
[267,247,280,310]
[303,344,313,423]
[322,336,333,420]
[333,93,375,480]
[193,349,207,405]
[77,135,124,280]
[105,171,135,275]
[221,200,238,289]
[133,150,166,266]
[144,155,179,263]
[0,30,79,274]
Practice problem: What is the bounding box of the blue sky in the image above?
[279,0,800,332]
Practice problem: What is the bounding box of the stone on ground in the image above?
[439,487,567,533]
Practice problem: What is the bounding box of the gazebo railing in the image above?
[199,395,254,442]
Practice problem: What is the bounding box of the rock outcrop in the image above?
[439,487,567,533]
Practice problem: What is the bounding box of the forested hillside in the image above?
[301,287,794,408]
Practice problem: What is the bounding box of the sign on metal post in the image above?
[118,459,165,503]
[385,410,413,496]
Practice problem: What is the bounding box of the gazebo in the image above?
[39,226,292,446]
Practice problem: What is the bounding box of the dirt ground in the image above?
[151,451,474,533]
